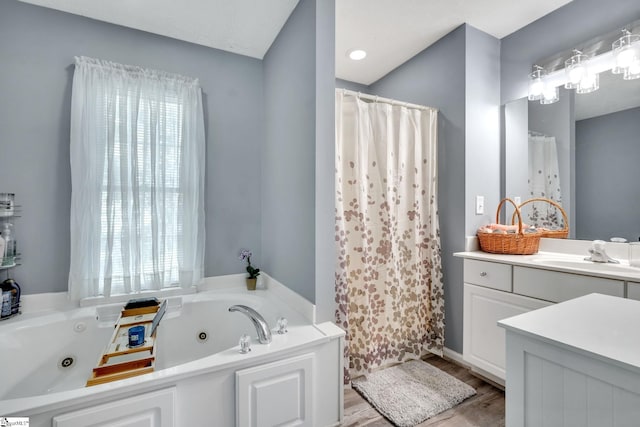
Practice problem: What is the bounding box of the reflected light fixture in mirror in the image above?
[528,25,640,104]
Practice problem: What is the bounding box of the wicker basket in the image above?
[513,197,569,239]
[477,198,542,255]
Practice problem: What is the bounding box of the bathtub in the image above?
[0,276,344,426]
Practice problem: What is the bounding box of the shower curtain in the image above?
[528,133,564,228]
[335,90,444,383]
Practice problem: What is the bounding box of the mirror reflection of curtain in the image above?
[527,133,563,228]
[335,90,444,384]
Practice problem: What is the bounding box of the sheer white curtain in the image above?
[335,90,444,382]
[69,56,205,300]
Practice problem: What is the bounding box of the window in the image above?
[69,57,205,300]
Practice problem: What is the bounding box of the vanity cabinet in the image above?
[626,282,640,300]
[461,256,632,384]
[513,266,624,302]
[463,284,551,380]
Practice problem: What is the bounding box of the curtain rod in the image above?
[528,130,550,137]
[337,88,436,112]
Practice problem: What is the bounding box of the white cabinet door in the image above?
[627,282,640,300]
[463,284,551,381]
[53,387,175,427]
[236,353,314,427]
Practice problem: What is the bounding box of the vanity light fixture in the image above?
[528,65,546,101]
[612,29,640,80]
[564,50,588,89]
[528,23,640,105]
[576,70,599,93]
[348,49,367,61]
[541,84,559,104]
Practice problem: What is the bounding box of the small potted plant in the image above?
[239,249,260,291]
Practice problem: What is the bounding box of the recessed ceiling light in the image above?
[348,49,367,61]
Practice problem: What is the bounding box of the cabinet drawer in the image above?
[627,282,640,301]
[464,259,512,291]
[513,266,624,303]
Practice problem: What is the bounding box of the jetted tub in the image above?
[0,278,344,426]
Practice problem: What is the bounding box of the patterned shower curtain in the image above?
[335,90,444,383]
[527,133,564,228]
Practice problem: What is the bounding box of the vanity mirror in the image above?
[504,24,640,242]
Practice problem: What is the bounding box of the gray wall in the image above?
[314,0,337,322]
[367,24,501,354]
[464,26,501,236]
[262,0,317,303]
[575,107,640,241]
[369,26,467,353]
[0,0,264,294]
[504,98,529,202]
[501,0,640,104]
[335,78,369,93]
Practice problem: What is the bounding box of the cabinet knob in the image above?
[480,272,487,277]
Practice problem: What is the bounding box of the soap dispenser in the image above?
[1,223,14,266]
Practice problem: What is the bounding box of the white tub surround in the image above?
[455,237,640,385]
[499,294,640,426]
[0,275,344,427]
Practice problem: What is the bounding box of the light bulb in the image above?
[612,30,640,74]
[616,48,636,69]
[348,49,367,61]
[528,66,546,101]
[577,72,599,94]
[529,78,544,98]
[541,85,559,104]
[624,59,640,80]
[568,66,585,85]
[565,50,588,89]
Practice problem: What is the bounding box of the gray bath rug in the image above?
[351,359,476,427]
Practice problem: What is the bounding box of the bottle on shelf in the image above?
[2,223,15,267]
[0,193,14,217]
[0,233,4,266]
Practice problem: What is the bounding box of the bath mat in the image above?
[351,359,476,427]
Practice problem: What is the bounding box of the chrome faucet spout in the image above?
[228,305,272,344]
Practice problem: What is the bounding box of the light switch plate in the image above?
[475,196,485,215]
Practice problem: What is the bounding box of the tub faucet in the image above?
[228,305,272,344]
[585,240,620,264]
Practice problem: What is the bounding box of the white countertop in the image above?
[499,293,640,373]
[454,245,640,282]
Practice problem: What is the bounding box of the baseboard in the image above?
[442,347,467,367]
[441,347,505,389]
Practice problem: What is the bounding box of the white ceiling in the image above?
[336,0,573,84]
[18,0,573,84]
[17,0,300,59]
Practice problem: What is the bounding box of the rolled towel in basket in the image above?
[486,223,530,232]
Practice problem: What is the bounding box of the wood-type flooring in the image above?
[340,354,505,427]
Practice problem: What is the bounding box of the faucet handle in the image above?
[276,317,288,334]
[239,334,251,354]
